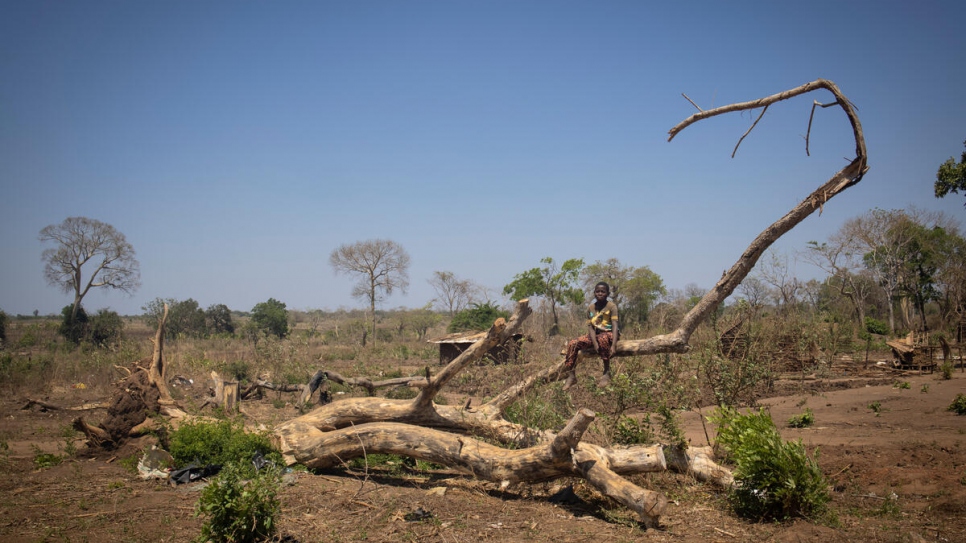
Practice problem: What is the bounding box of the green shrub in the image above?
[195,462,281,543]
[168,419,282,475]
[447,302,509,333]
[949,394,966,416]
[787,408,815,428]
[222,360,252,382]
[941,361,954,380]
[613,414,653,445]
[59,304,89,345]
[88,309,124,348]
[863,317,889,336]
[250,298,289,339]
[711,407,830,521]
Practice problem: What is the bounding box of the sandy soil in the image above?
[1,367,964,543]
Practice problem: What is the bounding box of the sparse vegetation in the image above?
[949,394,966,416]
[195,461,281,543]
[711,407,831,521]
[788,408,815,428]
[168,419,282,476]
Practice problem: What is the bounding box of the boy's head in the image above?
[593,282,610,300]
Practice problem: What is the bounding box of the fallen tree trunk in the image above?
[283,410,669,526]
[275,80,867,527]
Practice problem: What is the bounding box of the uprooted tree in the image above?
[77,80,867,528]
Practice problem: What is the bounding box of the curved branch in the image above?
[613,79,870,356]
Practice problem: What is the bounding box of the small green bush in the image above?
[712,407,830,521]
[447,302,509,333]
[863,317,889,336]
[949,394,966,416]
[613,414,653,445]
[168,419,282,475]
[195,462,281,543]
[787,408,815,428]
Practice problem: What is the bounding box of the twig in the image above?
[732,105,768,158]
[714,527,737,538]
[806,100,840,156]
[681,93,703,112]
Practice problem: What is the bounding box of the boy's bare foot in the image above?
[598,371,612,388]
[563,370,577,391]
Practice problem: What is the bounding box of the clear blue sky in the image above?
[2,1,964,317]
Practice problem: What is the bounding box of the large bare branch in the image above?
[615,79,868,357]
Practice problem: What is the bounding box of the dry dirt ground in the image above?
[2,367,965,543]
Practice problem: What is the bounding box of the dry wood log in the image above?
[276,300,726,526]
[321,370,428,396]
[274,80,866,526]
[282,410,668,526]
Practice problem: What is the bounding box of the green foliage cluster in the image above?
[0,307,7,346]
[934,139,966,205]
[142,298,235,338]
[949,393,966,415]
[168,419,282,476]
[195,462,281,543]
[447,302,509,333]
[58,305,124,347]
[711,407,830,521]
[787,408,815,428]
[88,309,124,347]
[250,298,289,339]
[503,256,584,334]
[863,317,889,336]
[612,414,653,445]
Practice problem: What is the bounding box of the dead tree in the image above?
[74,304,190,447]
[278,79,867,526]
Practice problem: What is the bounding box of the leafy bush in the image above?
[613,414,653,445]
[447,302,509,333]
[787,408,815,428]
[251,298,289,339]
[168,419,282,476]
[195,462,281,543]
[88,309,124,348]
[863,317,889,336]
[949,394,966,415]
[712,407,830,521]
[59,304,89,345]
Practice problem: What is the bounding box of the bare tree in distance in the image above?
[39,217,140,322]
[329,239,410,346]
[428,271,480,315]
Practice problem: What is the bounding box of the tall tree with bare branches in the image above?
[329,239,410,346]
[39,217,140,322]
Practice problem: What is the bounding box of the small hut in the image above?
[427,331,526,365]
